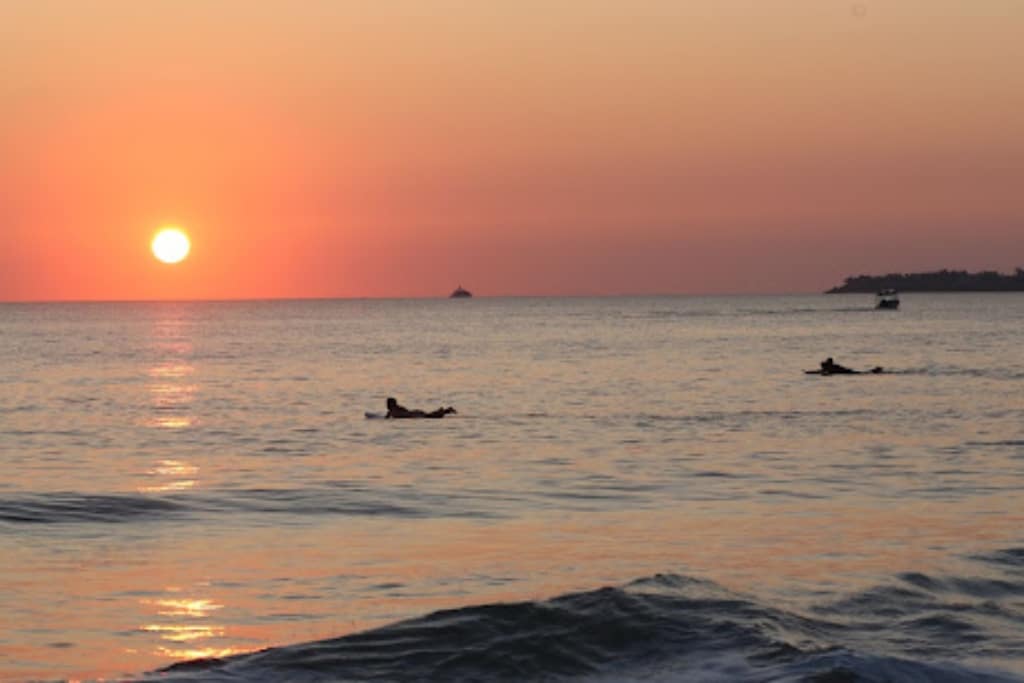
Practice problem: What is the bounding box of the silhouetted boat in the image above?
[875,289,899,309]
[450,285,472,298]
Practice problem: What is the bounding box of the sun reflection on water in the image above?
[142,623,224,642]
[138,462,197,493]
[139,459,199,493]
[148,362,194,379]
[146,378,197,428]
[149,382,197,406]
[145,313,199,430]
[149,597,223,618]
[146,415,199,429]
[138,478,196,493]
[155,645,245,661]
[140,590,244,662]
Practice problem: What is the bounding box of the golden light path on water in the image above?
[139,594,240,661]
[145,318,198,432]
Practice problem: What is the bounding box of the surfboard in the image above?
[804,368,884,375]
[805,369,861,375]
[365,412,386,419]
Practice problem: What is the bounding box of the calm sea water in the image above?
[1,295,1022,682]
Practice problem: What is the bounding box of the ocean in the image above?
[1,294,1022,682]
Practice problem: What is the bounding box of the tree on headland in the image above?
[826,268,1024,293]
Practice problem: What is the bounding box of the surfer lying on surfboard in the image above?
[806,357,884,375]
[385,397,456,419]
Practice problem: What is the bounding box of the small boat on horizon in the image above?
[450,285,472,298]
[875,289,899,309]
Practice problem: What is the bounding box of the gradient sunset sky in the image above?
[2,1,1022,301]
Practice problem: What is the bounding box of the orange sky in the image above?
[2,1,1022,300]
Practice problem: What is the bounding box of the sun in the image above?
[151,227,191,264]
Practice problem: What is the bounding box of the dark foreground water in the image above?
[1,295,1022,681]
[151,563,1024,683]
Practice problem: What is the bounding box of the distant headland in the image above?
[827,268,1024,293]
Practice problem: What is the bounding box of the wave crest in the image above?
[150,569,1024,682]
[0,492,186,524]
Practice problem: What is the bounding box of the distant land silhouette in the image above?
[827,268,1024,293]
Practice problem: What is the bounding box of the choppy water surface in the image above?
[1,295,1022,681]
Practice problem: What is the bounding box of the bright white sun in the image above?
[151,228,191,264]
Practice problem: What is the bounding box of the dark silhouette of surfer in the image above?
[386,397,456,419]
[817,358,884,375]
[821,357,855,374]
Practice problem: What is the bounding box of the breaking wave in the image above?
[148,556,1024,682]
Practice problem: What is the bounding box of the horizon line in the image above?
[0,290,830,305]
